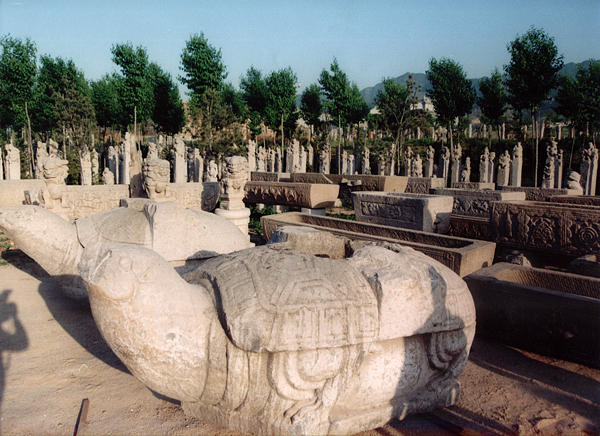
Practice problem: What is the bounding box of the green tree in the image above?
[319,58,368,130]
[477,68,508,138]
[53,76,96,148]
[111,43,155,130]
[300,83,323,129]
[503,27,564,186]
[179,33,227,97]
[32,55,91,136]
[264,67,298,148]
[91,74,121,131]
[426,57,476,148]
[179,33,229,150]
[146,63,186,135]
[0,35,37,134]
[240,66,268,140]
[374,75,420,162]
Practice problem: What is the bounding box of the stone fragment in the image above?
[267,226,347,259]
[78,241,476,435]
[244,181,340,209]
[353,192,453,233]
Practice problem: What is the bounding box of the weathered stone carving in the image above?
[79,145,92,186]
[425,145,435,178]
[563,170,584,194]
[353,192,453,233]
[580,142,598,195]
[412,154,423,177]
[142,158,170,200]
[4,141,20,180]
[215,156,251,236]
[491,200,600,256]
[245,181,339,209]
[460,157,471,182]
[510,142,523,187]
[479,147,490,183]
[0,203,251,299]
[405,176,445,194]
[103,167,115,185]
[439,188,525,218]
[496,150,511,187]
[78,241,476,435]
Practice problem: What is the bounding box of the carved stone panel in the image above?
[491,200,600,256]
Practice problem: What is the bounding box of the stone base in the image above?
[300,207,326,216]
[215,207,251,238]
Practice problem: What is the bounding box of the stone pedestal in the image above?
[580,143,598,196]
[300,207,327,216]
[214,207,251,238]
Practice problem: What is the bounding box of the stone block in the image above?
[267,226,347,259]
[405,177,446,194]
[491,200,600,257]
[451,182,495,190]
[261,212,496,277]
[432,188,525,218]
[251,171,291,182]
[568,254,600,278]
[464,262,600,367]
[244,181,339,209]
[352,192,453,233]
[447,215,491,240]
[498,186,578,201]
[548,195,600,207]
[0,179,46,207]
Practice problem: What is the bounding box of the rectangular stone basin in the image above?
[548,195,600,207]
[261,212,496,277]
[432,188,525,218]
[465,263,600,368]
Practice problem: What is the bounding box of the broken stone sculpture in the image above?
[0,203,251,300]
[78,240,476,435]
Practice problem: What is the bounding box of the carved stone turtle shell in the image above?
[182,243,475,353]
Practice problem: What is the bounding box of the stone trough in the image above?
[464,263,600,368]
[244,181,340,210]
[290,173,408,201]
[261,212,496,277]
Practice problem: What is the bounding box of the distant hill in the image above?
[359,61,596,108]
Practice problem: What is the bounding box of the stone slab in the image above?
[154,182,220,211]
[261,212,496,277]
[491,200,600,257]
[406,177,446,194]
[244,181,340,209]
[432,188,526,218]
[352,192,453,233]
[464,262,600,367]
[251,171,291,182]
[451,182,495,190]
[548,195,600,206]
[25,185,131,220]
[498,186,578,201]
[0,179,46,207]
[447,215,492,240]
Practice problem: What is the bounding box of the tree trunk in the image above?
[25,102,33,178]
[281,112,284,149]
[533,110,539,187]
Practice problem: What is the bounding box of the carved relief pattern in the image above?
[492,202,600,256]
[359,201,417,223]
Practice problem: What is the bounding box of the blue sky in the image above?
[1,0,599,99]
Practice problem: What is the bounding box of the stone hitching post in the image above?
[580,142,598,196]
[450,143,462,185]
[438,145,450,186]
[496,150,511,187]
[510,142,523,187]
[215,156,251,238]
[4,141,20,180]
[425,145,434,178]
[479,147,490,183]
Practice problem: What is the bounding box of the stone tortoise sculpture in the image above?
[0,202,251,300]
[78,240,476,435]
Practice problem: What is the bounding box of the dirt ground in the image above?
[0,248,599,436]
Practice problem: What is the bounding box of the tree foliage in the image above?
[300,83,323,129]
[0,35,37,133]
[374,75,420,148]
[426,58,476,134]
[146,63,186,135]
[504,27,564,117]
[264,67,298,145]
[557,60,600,138]
[477,68,508,131]
[53,76,96,147]
[179,33,227,98]
[240,66,268,139]
[111,42,155,128]
[90,74,121,130]
[503,27,563,185]
[32,55,91,135]
[319,58,368,128]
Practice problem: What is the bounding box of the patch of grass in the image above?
[248,205,277,236]
[327,213,357,221]
[0,232,12,266]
